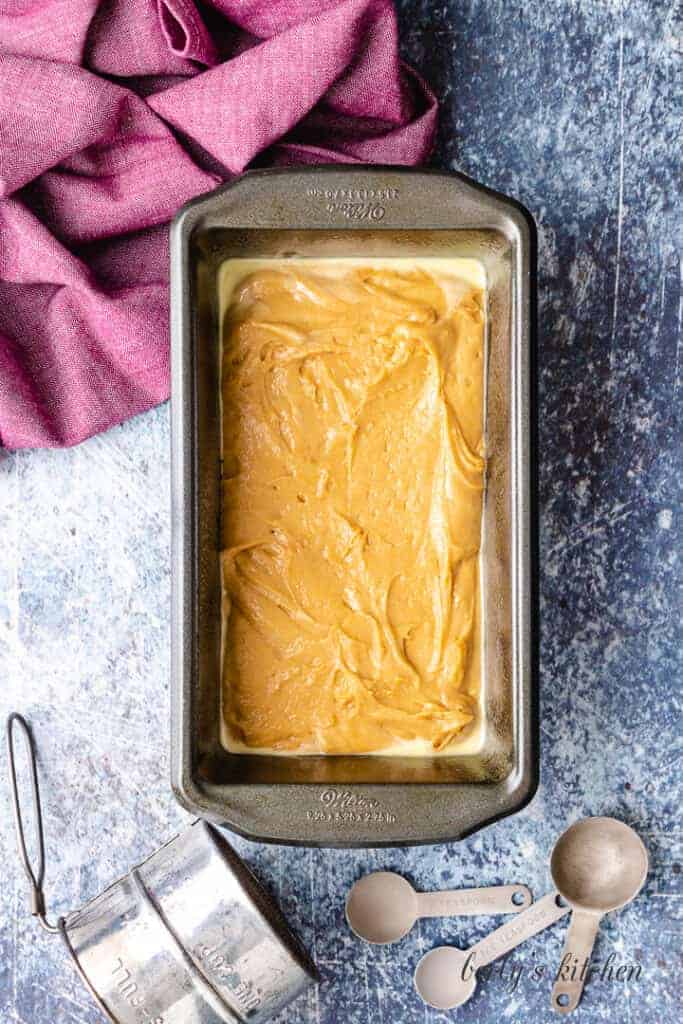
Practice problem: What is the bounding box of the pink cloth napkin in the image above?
[0,0,437,449]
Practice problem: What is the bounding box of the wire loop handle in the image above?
[6,713,59,933]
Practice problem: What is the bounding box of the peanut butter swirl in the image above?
[220,263,485,754]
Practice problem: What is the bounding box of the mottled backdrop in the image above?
[1,1,681,1022]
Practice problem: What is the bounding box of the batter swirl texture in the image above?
[221,264,485,754]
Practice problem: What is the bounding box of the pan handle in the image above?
[6,713,60,934]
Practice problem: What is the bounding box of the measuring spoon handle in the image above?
[416,884,532,918]
[550,909,601,1014]
[468,892,570,969]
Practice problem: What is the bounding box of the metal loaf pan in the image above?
[170,167,538,847]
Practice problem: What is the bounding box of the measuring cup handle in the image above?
[550,909,601,1014]
[416,885,532,918]
[6,713,59,933]
[468,892,570,969]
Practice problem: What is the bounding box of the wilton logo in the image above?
[321,789,379,810]
[306,789,397,825]
[306,186,400,221]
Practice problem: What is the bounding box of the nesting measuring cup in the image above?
[549,816,648,1014]
[7,713,318,1024]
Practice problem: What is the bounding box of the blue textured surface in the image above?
[1,1,681,1021]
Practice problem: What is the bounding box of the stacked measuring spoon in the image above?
[346,872,532,945]
[345,817,648,1014]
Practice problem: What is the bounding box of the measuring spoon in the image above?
[550,817,648,1014]
[346,871,532,944]
[414,891,570,1009]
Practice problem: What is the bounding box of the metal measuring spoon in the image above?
[550,817,648,1014]
[346,871,532,944]
[414,892,570,1009]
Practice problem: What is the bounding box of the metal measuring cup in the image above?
[7,713,318,1023]
[549,816,648,1014]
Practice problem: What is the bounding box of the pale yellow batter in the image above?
[220,259,486,754]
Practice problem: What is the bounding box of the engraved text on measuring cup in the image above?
[111,958,164,1023]
[195,944,262,1012]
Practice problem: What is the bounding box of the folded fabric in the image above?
[0,0,437,448]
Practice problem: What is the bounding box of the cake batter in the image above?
[220,259,486,754]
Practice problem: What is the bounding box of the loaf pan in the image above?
[170,166,538,846]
